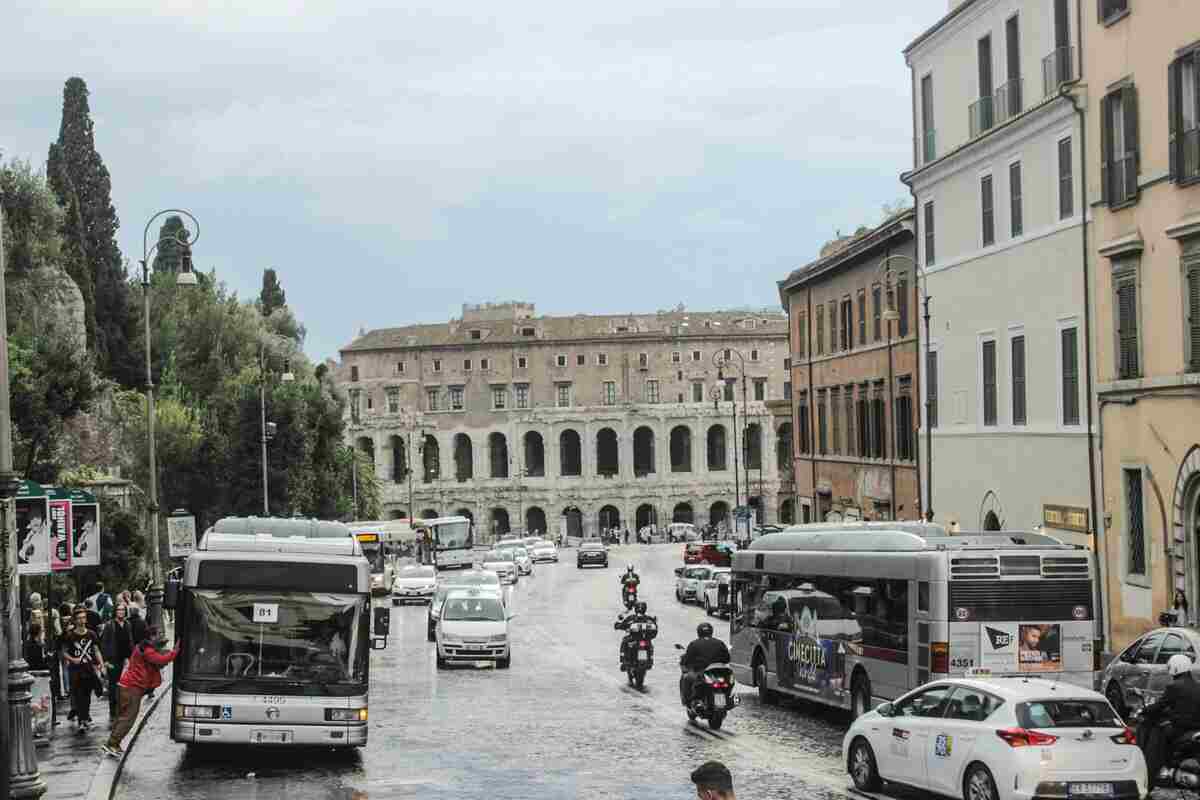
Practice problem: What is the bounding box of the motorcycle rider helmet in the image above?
[635,601,647,614]
[697,622,714,638]
[626,564,635,574]
[1168,653,1194,678]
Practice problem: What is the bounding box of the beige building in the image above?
[335,303,794,540]
[1086,0,1200,648]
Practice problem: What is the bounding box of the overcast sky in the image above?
[3,0,945,361]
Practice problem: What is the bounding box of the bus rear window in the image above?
[1017,700,1120,729]
[197,561,359,593]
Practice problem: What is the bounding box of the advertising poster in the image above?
[48,498,73,572]
[1018,623,1063,672]
[167,514,197,558]
[71,497,101,567]
[16,495,51,576]
[979,622,1019,673]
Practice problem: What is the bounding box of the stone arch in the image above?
[453,434,474,481]
[598,504,621,532]
[745,423,762,471]
[979,490,1005,530]
[1174,445,1200,604]
[560,429,582,477]
[563,505,583,538]
[633,426,655,476]
[707,424,727,471]
[670,425,692,473]
[983,510,1001,531]
[421,434,440,482]
[389,434,407,483]
[673,502,694,524]
[420,508,439,519]
[526,506,547,536]
[709,500,730,530]
[777,422,793,472]
[489,432,509,478]
[596,428,619,476]
[490,507,511,537]
[356,436,374,461]
[524,431,545,477]
[636,504,656,530]
[780,498,795,524]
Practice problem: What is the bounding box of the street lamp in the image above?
[712,348,750,536]
[140,209,201,634]
[259,348,295,516]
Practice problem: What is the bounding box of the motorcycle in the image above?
[621,580,639,609]
[615,617,657,689]
[674,644,739,729]
[1132,702,1200,790]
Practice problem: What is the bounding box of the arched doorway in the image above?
[597,428,619,476]
[598,505,621,533]
[635,504,656,531]
[707,425,727,471]
[453,434,474,481]
[356,436,374,464]
[563,505,583,538]
[524,431,545,477]
[780,498,795,524]
[526,506,547,536]
[421,435,440,482]
[490,507,510,538]
[633,426,655,476]
[389,435,406,483]
[673,502,694,524]
[670,425,692,472]
[560,430,582,476]
[455,507,473,524]
[421,508,438,519]
[489,432,509,478]
[710,501,730,531]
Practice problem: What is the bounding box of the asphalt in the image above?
[110,544,859,799]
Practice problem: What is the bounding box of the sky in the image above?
[2,0,947,362]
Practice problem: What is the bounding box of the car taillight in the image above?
[1110,727,1137,745]
[996,728,1059,747]
[931,641,949,673]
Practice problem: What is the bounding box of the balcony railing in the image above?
[969,95,995,139]
[1042,46,1075,98]
[1184,128,1200,182]
[995,79,1023,124]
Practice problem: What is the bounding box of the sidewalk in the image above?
[41,689,115,800]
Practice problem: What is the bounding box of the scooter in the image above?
[621,581,638,609]
[674,644,739,730]
[1133,701,1200,790]
[617,618,657,689]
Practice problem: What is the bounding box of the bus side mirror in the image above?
[371,638,388,651]
[164,576,181,611]
[373,606,390,637]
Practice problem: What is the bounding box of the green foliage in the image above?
[0,158,65,278]
[259,268,287,316]
[151,215,189,274]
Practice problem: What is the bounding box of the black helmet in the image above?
[635,601,647,614]
[697,622,714,638]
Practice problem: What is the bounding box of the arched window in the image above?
[673,502,694,524]
[707,425,727,471]
[421,435,440,483]
[744,423,762,470]
[453,434,474,481]
[524,431,545,477]
[560,430,582,476]
[597,428,619,476]
[525,506,547,535]
[780,498,795,524]
[491,507,510,537]
[669,426,692,473]
[776,423,793,472]
[489,432,509,478]
[633,426,655,476]
[389,435,406,483]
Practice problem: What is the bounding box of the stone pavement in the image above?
[41,688,115,800]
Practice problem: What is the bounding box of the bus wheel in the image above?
[755,661,777,705]
[849,737,881,791]
[851,674,872,718]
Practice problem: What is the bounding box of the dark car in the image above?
[576,542,608,569]
[1100,626,1200,718]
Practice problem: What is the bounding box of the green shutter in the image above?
[1189,264,1200,372]
[1100,94,1112,204]
[1116,279,1139,378]
[1122,85,1140,202]
[1169,57,1182,182]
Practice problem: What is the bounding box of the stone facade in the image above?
[780,210,923,523]
[335,303,793,540]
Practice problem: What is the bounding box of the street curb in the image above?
[82,681,171,800]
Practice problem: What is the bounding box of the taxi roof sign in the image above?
[355,532,380,542]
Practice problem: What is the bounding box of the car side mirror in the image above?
[373,606,391,637]
[876,702,893,717]
[164,575,181,611]
[371,638,387,650]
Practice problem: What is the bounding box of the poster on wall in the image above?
[16,488,51,576]
[70,491,101,567]
[48,496,73,572]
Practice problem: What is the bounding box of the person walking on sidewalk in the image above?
[100,605,134,719]
[62,606,105,732]
[104,626,178,758]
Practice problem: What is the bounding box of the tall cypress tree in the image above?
[152,215,187,274]
[259,268,287,316]
[47,77,139,387]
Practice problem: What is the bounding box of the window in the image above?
[857,290,866,345]
[1061,326,1080,425]
[480,358,490,370]
[1169,49,1200,183]
[556,354,567,367]
[828,301,837,353]
[692,381,704,403]
[449,386,464,411]
[1101,87,1139,207]
[1158,633,1196,663]
[1124,467,1146,577]
[349,389,361,422]
[521,326,536,337]
[975,35,994,135]
[816,304,825,354]
[784,357,791,370]
[645,380,660,404]
[639,353,649,368]
[927,350,938,429]
[817,391,828,455]
[944,687,1003,722]
[556,384,571,408]
[921,74,935,163]
[366,393,373,411]
[396,360,406,374]
[1009,161,1023,237]
[517,356,528,370]
[463,359,472,371]
[723,348,732,362]
[871,385,887,459]
[797,312,807,358]
[469,329,481,340]
[433,359,442,373]
[1058,136,1075,218]
[1099,0,1128,25]
[896,378,914,462]
[844,386,855,457]
[671,351,681,364]
[980,174,995,247]
[1188,257,1200,372]
[515,384,529,409]
[603,381,617,405]
[1012,335,1027,425]
[350,365,359,382]
[783,380,791,400]
[924,201,935,267]
[798,393,810,453]
[897,278,909,338]
[1114,261,1140,379]
[840,298,852,351]
[723,379,734,402]
[691,350,701,362]
[577,354,586,367]
[426,387,440,412]
[872,285,882,342]
[982,339,998,426]
[492,386,507,410]
[1003,14,1022,120]
[750,349,759,362]
[386,386,400,414]
[831,388,841,455]
[856,387,869,456]
[754,379,766,402]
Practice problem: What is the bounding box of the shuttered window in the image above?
[857,290,867,346]
[1011,335,1027,426]
[1114,267,1140,379]
[831,388,841,455]
[1062,327,1080,426]
[982,339,997,426]
[981,175,995,247]
[924,201,936,266]
[1058,137,1074,218]
[1169,50,1199,183]
[1101,86,1140,207]
[816,305,825,355]
[927,350,938,429]
[845,387,856,457]
[797,312,807,358]
[817,391,828,455]
[1009,161,1023,237]
[829,301,837,352]
[1189,262,1200,372]
[898,278,910,337]
[872,285,882,342]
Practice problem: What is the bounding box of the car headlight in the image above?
[325,708,368,722]
[175,704,219,720]
[488,634,507,642]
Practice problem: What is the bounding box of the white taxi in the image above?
[842,676,1146,800]
[435,588,511,669]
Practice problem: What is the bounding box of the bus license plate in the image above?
[637,651,648,661]
[1070,784,1113,797]
[713,694,726,709]
[252,729,292,744]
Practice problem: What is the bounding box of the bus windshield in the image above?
[183,589,368,688]
[434,521,472,550]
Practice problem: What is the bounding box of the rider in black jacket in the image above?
[1139,653,1200,779]
[614,602,656,666]
[679,622,731,705]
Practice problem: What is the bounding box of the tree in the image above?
[46,77,140,387]
[259,268,287,316]
[151,215,189,274]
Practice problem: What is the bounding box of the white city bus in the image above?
[347,519,417,594]
[415,516,475,570]
[167,517,389,748]
[729,522,1099,717]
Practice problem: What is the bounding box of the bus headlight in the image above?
[488,634,507,642]
[176,705,219,720]
[326,708,368,722]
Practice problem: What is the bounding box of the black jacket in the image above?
[1147,674,1200,729]
[681,637,731,672]
[101,620,134,663]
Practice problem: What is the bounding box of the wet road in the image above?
[117,544,857,800]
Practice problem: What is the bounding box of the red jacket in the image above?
[119,642,178,691]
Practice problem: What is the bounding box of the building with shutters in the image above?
[334,302,794,541]
[901,0,1097,545]
[1085,0,1200,648]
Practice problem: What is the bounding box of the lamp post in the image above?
[713,348,749,536]
[140,209,201,633]
[259,347,295,516]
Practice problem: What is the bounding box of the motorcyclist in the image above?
[679,622,731,706]
[1138,653,1200,780]
[614,601,657,667]
[620,564,640,605]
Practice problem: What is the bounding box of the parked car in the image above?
[685,542,734,566]
[1099,626,1200,718]
[675,565,714,603]
[391,564,437,605]
[577,541,608,569]
[529,540,559,563]
[843,677,1145,800]
[701,569,733,616]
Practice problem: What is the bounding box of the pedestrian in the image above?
[62,605,105,732]
[623,527,629,545]
[690,760,736,800]
[104,625,178,758]
[129,589,146,619]
[100,605,134,719]
[24,622,47,670]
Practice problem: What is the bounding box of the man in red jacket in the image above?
[103,626,178,758]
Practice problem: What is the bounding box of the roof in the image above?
[341,309,787,354]
[903,0,983,57]
[936,677,1104,702]
[209,516,352,539]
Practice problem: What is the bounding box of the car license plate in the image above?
[252,729,292,744]
[637,650,648,661]
[713,694,726,709]
[1070,784,1113,797]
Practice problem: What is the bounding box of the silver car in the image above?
[499,546,534,576]
[675,565,714,603]
[1099,626,1200,718]
[529,540,558,563]
[391,564,437,605]
[481,550,519,584]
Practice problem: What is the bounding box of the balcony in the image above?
[994,79,1023,125]
[1042,46,1075,98]
[968,95,995,139]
